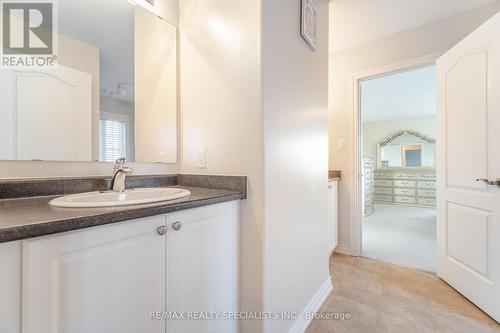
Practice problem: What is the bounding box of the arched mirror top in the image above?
[379,130,436,146]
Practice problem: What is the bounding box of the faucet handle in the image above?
[113,157,128,174]
[115,157,127,165]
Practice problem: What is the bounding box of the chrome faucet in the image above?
[110,157,133,192]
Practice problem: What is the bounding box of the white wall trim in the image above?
[348,53,442,257]
[289,278,333,333]
[333,244,353,256]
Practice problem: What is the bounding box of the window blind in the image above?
[99,119,128,162]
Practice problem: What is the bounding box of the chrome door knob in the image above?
[157,225,167,236]
[172,221,182,231]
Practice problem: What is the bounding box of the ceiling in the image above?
[59,0,135,102]
[360,65,436,123]
[330,0,498,53]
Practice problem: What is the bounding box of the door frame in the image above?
[349,53,442,257]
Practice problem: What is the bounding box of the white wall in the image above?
[329,2,499,253]
[363,115,436,161]
[360,65,436,123]
[178,1,263,332]
[0,0,179,178]
[180,1,330,332]
[330,0,499,53]
[261,0,330,333]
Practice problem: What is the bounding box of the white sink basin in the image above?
[49,188,191,208]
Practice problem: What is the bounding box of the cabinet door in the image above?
[22,216,167,333]
[166,201,239,333]
[0,241,21,333]
[327,182,333,252]
[329,181,339,251]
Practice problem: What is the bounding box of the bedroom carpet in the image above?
[362,203,436,272]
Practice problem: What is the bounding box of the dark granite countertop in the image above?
[0,186,242,243]
[328,170,341,181]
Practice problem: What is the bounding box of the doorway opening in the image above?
[358,64,437,272]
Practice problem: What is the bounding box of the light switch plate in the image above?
[338,138,346,150]
[197,149,206,169]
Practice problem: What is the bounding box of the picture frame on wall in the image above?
[301,0,317,51]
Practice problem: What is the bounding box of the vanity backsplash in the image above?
[0,174,247,200]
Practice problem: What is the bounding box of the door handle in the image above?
[476,178,500,187]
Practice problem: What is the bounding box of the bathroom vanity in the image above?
[0,174,246,333]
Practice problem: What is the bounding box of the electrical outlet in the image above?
[197,149,206,169]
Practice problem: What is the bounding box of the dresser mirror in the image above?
[0,0,178,163]
[377,131,436,169]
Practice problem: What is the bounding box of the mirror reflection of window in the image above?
[381,145,402,167]
[99,112,130,162]
[403,145,422,167]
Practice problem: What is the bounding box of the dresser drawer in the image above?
[418,189,436,198]
[418,198,436,206]
[374,172,394,179]
[394,173,417,180]
[374,194,393,202]
[394,196,416,204]
[418,181,436,189]
[394,180,416,188]
[394,188,416,196]
[418,174,436,181]
[374,179,393,187]
[374,187,393,195]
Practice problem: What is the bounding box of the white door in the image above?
[22,216,167,333]
[0,65,92,161]
[437,12,500,322]
[166,201,239,333]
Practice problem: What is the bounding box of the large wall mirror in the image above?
[377,131,436,169]
[0,0,178,163]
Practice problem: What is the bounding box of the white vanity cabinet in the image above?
[0,242,21,333]
[22,215,168,333]
[327,180,339,253]
[166,202,238,333]
[17,201,239,333]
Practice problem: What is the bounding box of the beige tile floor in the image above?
[306,254,500,333]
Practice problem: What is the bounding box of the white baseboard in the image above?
[334,244,352,256]
[288,277,333,333]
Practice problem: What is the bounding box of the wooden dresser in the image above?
[373,169,436,207]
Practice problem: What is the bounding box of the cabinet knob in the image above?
[157,225,167,236]
[172,221,182,231]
